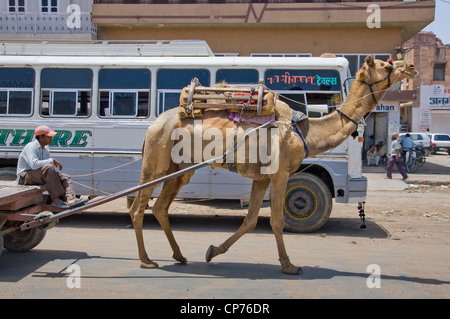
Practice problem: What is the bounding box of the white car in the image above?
[429,133,450,155]
[398,132,431,154]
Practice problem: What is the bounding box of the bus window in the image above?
[216,69,259,84]
[306,93,341,109]
[98,69,150,118]
[278,92,307,114]
[307,104,329,118]
[41,89,91,117]
[157,90,181,115]
[0,68,35,116]
[157,69,210,115]
[40,68,92,117]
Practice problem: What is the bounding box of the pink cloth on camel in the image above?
[228,112,275,125]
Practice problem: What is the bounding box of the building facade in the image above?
[0,1,437,148]
[90,0,435,148]
[0,0,97,40]
[402,31,450,134]
[91,1,434,58]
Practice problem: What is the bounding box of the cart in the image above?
[0,181,66,256]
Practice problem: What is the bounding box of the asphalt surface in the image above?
[0,152,448,300]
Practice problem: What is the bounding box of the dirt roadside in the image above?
[359,152,449,243]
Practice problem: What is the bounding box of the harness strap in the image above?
[354,68,393,105]
[292,122,309,158]
[340,65,393,129]
[336,109,359,127]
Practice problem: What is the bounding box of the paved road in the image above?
[0,153,449,301]
[1,206,448,300]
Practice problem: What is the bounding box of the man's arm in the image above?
[21,144,54,170]
[53,158,63,170]
[394,147,401,161]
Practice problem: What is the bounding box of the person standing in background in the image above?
[386,132,408,181]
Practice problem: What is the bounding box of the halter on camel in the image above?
[334,58,394,129]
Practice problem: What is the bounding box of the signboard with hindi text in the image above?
[264,69,341,91]
[421,85,450,108]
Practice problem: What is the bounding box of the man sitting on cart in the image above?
[16,125,86,208]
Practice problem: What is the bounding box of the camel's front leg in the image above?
[129,185,159,269]
[206,178,270,262]
[270,172,302,275]
[152,171,193,264]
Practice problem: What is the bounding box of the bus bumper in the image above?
[347,176,367,203]
[336,176,367,203]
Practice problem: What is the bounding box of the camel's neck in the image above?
[301,83,377,157]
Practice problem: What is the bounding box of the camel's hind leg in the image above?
[152,166,194,264]
[269,172,302,275]
[206,178,270,262]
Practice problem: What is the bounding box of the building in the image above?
[91,0,435,148]
[91,1,434,59]
[0,0,97,40]
[402,31,450,134]
[0,1,436,148]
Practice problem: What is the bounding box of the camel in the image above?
[129,56,417,275]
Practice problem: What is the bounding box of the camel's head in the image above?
[356,55,417,89]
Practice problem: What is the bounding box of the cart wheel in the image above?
[3,222,46,253]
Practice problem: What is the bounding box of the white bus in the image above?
[0,40,366,232]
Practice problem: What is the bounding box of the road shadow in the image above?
[3,249,448,286]
[159,262,450,285]
[55,211,389,239]
[0,249,92,282]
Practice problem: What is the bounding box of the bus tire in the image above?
[3,224,46,253]
[283,172,332,233]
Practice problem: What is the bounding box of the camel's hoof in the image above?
[205,245,215,263]
[282,265,303,275]
[140,260,159,269]
[173,254,188,264]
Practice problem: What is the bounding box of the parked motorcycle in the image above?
[402,146,426,173]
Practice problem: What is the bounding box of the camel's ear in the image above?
[365,55,375,68]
